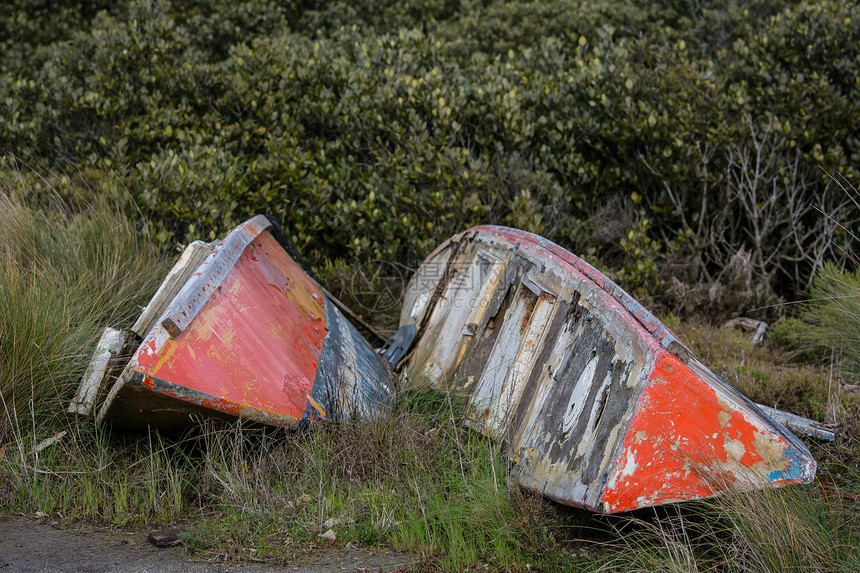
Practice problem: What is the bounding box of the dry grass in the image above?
[0,169,170,427]
[665,315,834,420]
[182,386,583,571]
[602,475,860,573]
[2,168,859,571]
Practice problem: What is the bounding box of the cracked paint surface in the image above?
[132,229,328,422]
[402,225,816,513]
[601,351,814,513]
[100,216,394,430]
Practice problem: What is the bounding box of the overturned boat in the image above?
[70,215,394,430]
[400,226,818,513]
[72,217,821,514]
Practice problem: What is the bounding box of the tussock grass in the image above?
[0,171,169,426]
[710,482,860,572]
[1,425,197,526]
[0,170,182,521]
[604,506,703,573]
[183,387,583,571]
[804,262,860,374]
[603,476,860,572]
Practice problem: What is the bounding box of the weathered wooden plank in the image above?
[131,241,213,338]
[723,317,768,345]
[97,216,394,430]
[32,430,68,454]
[401,225,818,513]
[472,283,556,438]
[754,402,836,442]
[67,327,126,416]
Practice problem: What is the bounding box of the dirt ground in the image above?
[0,517,417,573]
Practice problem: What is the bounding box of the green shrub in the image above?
[0,1,124,74]
[1,0,858,309]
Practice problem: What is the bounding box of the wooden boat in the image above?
[71,215,394,430]
[400,225,818,513]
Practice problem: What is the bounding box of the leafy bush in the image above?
[0,0,123,74]
[1,0,858,313]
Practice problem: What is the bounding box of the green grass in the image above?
[0,170,169,426]
[179,389,587,571]
[804,262,860,374]
[0,171,189,522]
[2,428,197,526]
[605,475,860,573]
[2,170,859,571]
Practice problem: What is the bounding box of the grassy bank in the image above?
[1,180,858,571]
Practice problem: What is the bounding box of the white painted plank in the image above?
[754,402,836,441]
[68,327,126,416]
[131,241,213,338]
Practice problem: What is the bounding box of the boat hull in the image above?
[400,225,816,513]
[97,216,394,430]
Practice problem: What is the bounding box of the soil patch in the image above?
[0,517,416,572]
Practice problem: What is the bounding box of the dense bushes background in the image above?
[2,0,858,315]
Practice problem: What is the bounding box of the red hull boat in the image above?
[72,215,394,430]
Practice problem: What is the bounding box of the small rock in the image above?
[147,529,183,548]
[319,529,336,542]
[322,516,343,528]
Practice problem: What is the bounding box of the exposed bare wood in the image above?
[723,317,768,345]
[32,430,67,455]
[131,241,213,338]
[402,226,818,513]
[96,216,394,430]
[67,327,126,416]
[754,403,836,442]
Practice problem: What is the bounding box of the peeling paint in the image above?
[402,225,817,513]
[97,216,394,430]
